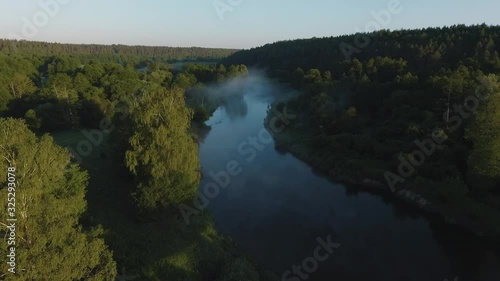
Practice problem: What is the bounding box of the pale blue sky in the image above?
[1,0,499,49]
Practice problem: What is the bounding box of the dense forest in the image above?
[225,24,500,237]
[1,39,238,63]
[0,46,277,280]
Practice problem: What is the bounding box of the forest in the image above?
[2,23,500,280]
[0,46,275,280]
[0,39,238,63]
[225,24,500,237]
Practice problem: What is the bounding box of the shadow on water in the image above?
[198,73,500,281]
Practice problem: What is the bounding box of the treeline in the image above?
[1,39,238,62]
[227,24,500,236]
[0,118,117,280]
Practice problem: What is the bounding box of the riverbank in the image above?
[265,115,500,241]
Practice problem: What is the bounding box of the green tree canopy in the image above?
[466,74,500,190]
[0,118,116,281]
[125,85,200,210]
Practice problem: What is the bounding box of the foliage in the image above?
[124,84,200,210]
[0,39,238,62]
[465,74,500,190]
[0,118,116,280]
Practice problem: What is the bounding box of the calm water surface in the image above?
[198,83,500,281]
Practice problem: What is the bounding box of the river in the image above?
[197,78,500,281]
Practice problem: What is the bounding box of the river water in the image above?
[197,79,500,281]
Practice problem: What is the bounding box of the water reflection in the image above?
[198,75,500,281]
[220,95,248,120]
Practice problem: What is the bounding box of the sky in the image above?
[1,0,499,49]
